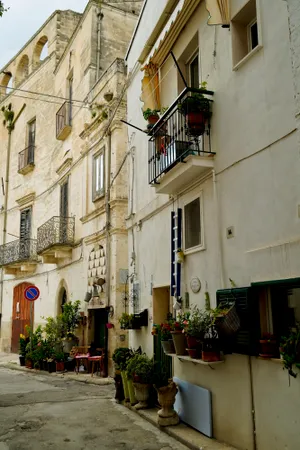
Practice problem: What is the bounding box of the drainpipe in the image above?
[0,104,26,334]
[96,11,103,81]
[212,169,225,289]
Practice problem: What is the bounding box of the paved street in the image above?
[0,367,189,450]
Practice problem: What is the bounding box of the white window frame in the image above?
[187,51,199,89]
[183,191,205,255]
[92,149,105,201]
[247,18,258,52]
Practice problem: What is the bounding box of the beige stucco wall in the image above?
[0,1,139,374]
[126,0,300,449]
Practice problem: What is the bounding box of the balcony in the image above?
[18,145,35,175]
[37,216,75,263]
[148,87,215,195]
[0,239,38,275]
[56,101,72,140]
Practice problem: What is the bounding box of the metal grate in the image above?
[18,145,35,171]
[0,239,38,266]
[56,101,71,137]
[37,216,75,254]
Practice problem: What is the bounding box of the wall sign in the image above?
[190,277,201,293]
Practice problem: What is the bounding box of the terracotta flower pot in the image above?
[155,380,179,426]
[171,331,186,355]
[25,359,33,369]
[161,340,175,354]
[56,362,65,372]
[133,382,151,410]
[148,115,159,125]
[186,112,207,136]
[202,351,221,362]
[259,340,277,357]
[186,336,202,349]
[186,348,199,359]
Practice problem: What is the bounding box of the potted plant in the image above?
[176,248,184,264]
[25,351,34,369]
[178,82,210,136]
[183,307,211,359]
[160,323,175,354]
[112,347,131,402]
[143,108,160,126]
[47,357,56,373]
[280,327,300,380]
[214,301,240,336]
[19,334,28,366]
[259,333,277,358]
[202,320,221,362]
[153,362,179,426]
[61,300,81,353]
[55,351,65,372]
[127,354,154,410]
[119,313,131,330]
[170,313,189,356]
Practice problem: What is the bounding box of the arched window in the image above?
[57,285,68,315]
[33,36,48,69]
[15,55,29,85]
[0,71,13,98]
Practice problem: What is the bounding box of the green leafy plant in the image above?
[54,351,65,362]
[0,2,8,17]
[61,300,81,339]
[152,361,170,389]
[126,354,154,384]
[112,347,132,370]
[119,312,132,329]
[143,108,160,121]
[178,82,210,115]
[183,306,211,339]
[19,334,28,357]
[1,104,14,129]
[280,326,300,379]
[43,315,64,345]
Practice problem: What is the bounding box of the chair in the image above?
[73,346,90,374]
[88,348,104,377]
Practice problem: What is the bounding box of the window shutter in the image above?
[60,181,69,217]
[216,287,260,355]
[20,209,31,240]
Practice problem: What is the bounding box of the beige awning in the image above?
[140,62,161,112]
[205,0,230,26]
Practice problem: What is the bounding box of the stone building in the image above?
[0,0,141,373]
[125,0,300,449]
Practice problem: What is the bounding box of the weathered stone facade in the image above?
[0,0,141,373]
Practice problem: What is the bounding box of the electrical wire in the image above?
[0,85,88,104]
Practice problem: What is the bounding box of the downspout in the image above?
[212,169,225,289]
[104,125,111,377]
[0,104,26,333]
[96,10,103,81]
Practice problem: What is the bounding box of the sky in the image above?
[0,0,87,69]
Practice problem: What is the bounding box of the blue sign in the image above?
[24,285,40,302]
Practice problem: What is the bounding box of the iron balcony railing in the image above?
[148,87,214,185]
[56,101,71,138]
[0,239,38,266]
[37,216,75,254]
[18,145,35,171]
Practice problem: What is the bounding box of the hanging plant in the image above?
[176,248,184,264]
[1,104,15,130]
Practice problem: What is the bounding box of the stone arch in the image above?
[0,71,13,99]
[15,55,29,86]
[56,279,69,316]
[32,36,48,69]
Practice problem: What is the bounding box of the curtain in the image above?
[205,0,230,26]
[140,62,161,111]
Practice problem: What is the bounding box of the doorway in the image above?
[11,282,34,353]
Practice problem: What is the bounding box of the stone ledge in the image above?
[124,404,237,450]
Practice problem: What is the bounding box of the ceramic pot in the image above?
[133,382,151,410]
[155,380,179,426]
[161,340,175,354]
[259,340,277,357]
[202,351,221,362]
[147,115,159,125]
[19,355,25,366]
[171,331,186,355]
[56,362,65,372]
[186,348,199,359]
[120,371,130,402]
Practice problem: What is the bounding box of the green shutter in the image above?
[216,287,260,356]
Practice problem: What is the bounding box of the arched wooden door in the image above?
[11,282,34,353]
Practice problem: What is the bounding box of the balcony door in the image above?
[19,208,31,260]
[60,180,69,243]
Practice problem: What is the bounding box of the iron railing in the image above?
[56,101,71,137]
[0,239,38,266]
[37,216,75,254]
[148,87,214,185]
[18,145,35,171]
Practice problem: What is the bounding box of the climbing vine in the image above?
[0,2,8,17]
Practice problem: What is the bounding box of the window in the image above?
[93,151,104,201]
[68,76,73,125]
[20,208,32,240]
[231,0,261,69]
[184,195,203,251]
[189,54,199,89]
[60,180,69,218]
[27,119,36,164]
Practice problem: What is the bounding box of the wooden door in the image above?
[11,282,34,353]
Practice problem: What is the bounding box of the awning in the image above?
[251,277,300,288]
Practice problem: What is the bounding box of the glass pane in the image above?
[99,154,103,190]
[250,22,258,50]
[190,55,199,89]
[184,198,201,250]
[95,157,100,192]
